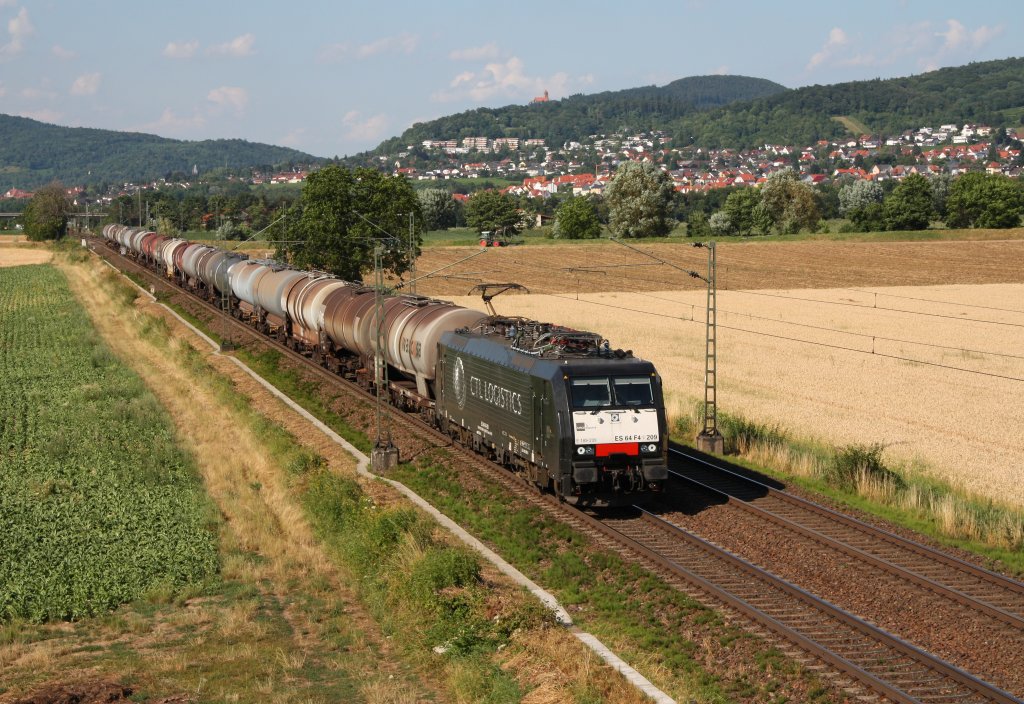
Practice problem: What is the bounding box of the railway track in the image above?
[589,506,1020,704]
[90,241,1023,704]
[667,446,1024,625]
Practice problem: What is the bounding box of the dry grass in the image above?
[500,626,650,704]
[0,246,52,267]
[448,282,1024,510]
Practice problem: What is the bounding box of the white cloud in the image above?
[208,33,255,57]
[432,56,569,103]
[0,6,33,58]
[806,27,848,71]
[937,19,1002,52]
[341,110,389,143]
[70,72,101,96]
[163,39,198,59]
[318,32,417,63]
[711,65,730,75]
[52,44,76,60]
[207,86,249,114]
[450,71,474,87]
[449,43,499,61]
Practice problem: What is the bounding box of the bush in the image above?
[827,443,905,491]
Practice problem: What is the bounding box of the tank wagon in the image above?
[97,229,668,503]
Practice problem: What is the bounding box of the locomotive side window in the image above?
[570,378,611,408]
[613,377,654,406]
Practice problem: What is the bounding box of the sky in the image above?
[0,1,1020,158]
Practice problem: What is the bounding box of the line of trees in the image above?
[422,164,1024,242]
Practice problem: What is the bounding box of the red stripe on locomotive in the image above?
[595,442,639,457]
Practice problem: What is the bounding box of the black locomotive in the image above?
[435,317,667,506]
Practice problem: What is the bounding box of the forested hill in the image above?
[375,75,788,151]
[0,114,321,189]
[376,57,1024,154]
[669,57,1024,148]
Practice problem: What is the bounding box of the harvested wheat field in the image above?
[0,244,52,267]
[410,238,1024,296]
[427,240,1024,509]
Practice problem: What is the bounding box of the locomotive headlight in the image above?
[645,443,659,453]
[576,445,594,456]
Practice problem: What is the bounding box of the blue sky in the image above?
[1,1,1020,158]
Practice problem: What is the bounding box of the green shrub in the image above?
[827,443,905,491]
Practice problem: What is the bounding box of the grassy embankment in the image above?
[2,248,665,703]
[673,406,1024,576]
[143,278,845,703]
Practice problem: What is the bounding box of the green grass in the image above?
[832,115,871,135]
[160,324,534,702]
[0,264,219,622]
[420,224,1024,248]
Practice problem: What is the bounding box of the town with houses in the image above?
[2,122,1021,205]
[392,122,1023,200]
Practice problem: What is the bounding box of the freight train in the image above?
[101,224,668,505]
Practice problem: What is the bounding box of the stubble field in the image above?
[414,239,1024,509]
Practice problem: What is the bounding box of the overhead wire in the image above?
[529,291,1024,384]
[842,288,1024,315]
[723,288,1024,329]
[444,252,1019,382]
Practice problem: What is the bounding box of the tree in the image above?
[838,179,884,231]
[882,174,933,231]
[720,188,763,235]
[838,179,884,216]
[463,190,522,234]
[23,182,71,241]
[945,172,1024,229]
[418,188,458,231]
[155,216,181,238]
[552,196,601,239]
[708,211,732,236]
[758,169,819,234]
[605,161,676,238]
[276,166,422,282]
[930,174,952,219]
[687,210,711,239]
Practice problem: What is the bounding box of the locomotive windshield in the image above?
[613,376,655,406]
[570,376,654,408]
[570,378,612,408]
